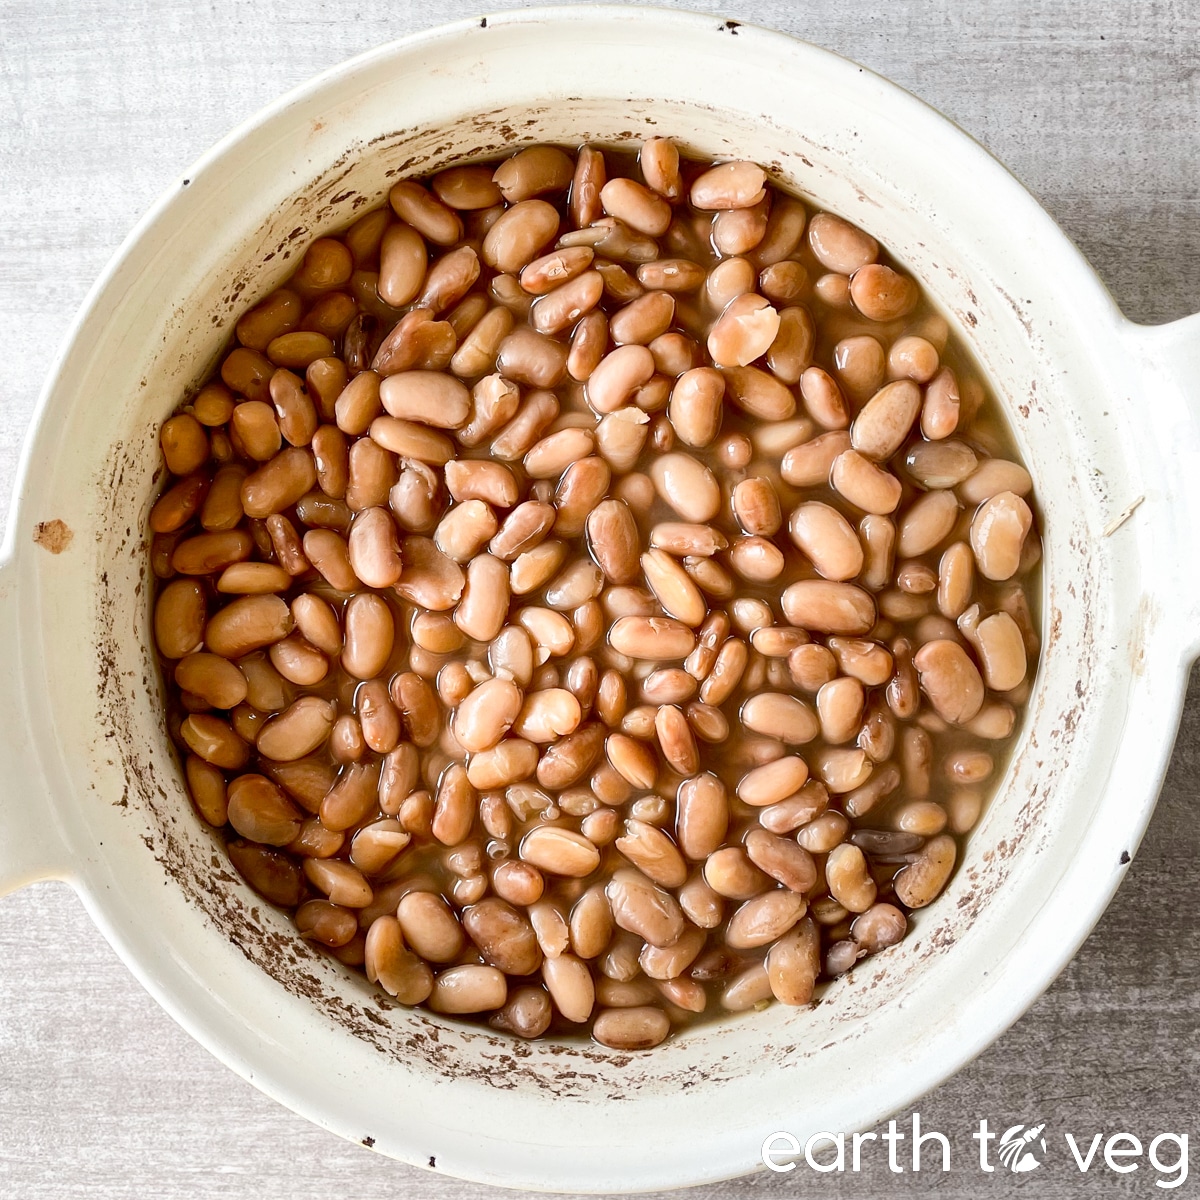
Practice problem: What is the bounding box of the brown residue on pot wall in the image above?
[33,519,73,553]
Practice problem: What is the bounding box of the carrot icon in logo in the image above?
[998,1123,1048,1173]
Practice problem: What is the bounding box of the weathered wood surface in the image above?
[0,1,1197,1195]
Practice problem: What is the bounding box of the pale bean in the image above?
[807,212,878,274]
[640,136,682,199]
[443,460,518,511]
[545,558,603,610]
[454,554,510,642]
[431,762,475,846]
[432,164,503,210]
[788,502,864,581]
[462,897,542,975]
[826,843,877,913]
[913,639,985,723]
[721,364,796,421]
[740,693,819,744]
[638,259,704,293]
[642,667,696,705]
[198,463,247,534]
[483,199,560,273]
[453,678,523,753]
[705,294,779,368]
[513,688,582,742]
[605,868,685,947]
[737,756,809,806]
[449,307,513,383]
[907,439,979,489]
[782,580,875,635]
[893,834,957,908]
[698,637,748,705]
[585,344,655,414]
[851,379,922,460]
[520,826,601,878]
[154,578,206,657]
[959,459,1034,505]
[921,366,960,439]
[428,965,507,1013]
[593,1006,670,1049]
[649,330,699,376]
[295,899,357,947]
[597,176,670,236]
[614,818,686,890]
[781,430,852,487]
[221,774,299,844]
[434,500,498,563]
[531,270,604,335]
[947,748,995,783]
[389,181,462,246]
[202,594,291,661]
[516,606,576,660]
[364,916,434,1003]
[705,256,756,310]
[730,477,780,536]
[830,638,897,686]
[489,500,556,562]
[690,160,766,210]
[897,490,960,557]
[350,816,409,874]
[713,196,771,256]
[611,291,676,348]
[767,919,821,1005]
[834,335,886,401]
[726,889,807,949]
[267,632,329,687]
[494,145,573,202]
[650,522,728,558]
[647,452,720,522]
[376,371,469,429]
[972,610,1028,691]
[496,328,568,389]
[639,549,705,627]
[585,499,640,585]
[609,616,696,661]
[721,964,773,1012]
[850,264,917,321]
[554,457,612,538]
[520,246,594,295]
[935,541,975,619]
[568,885,614,960]
[467,739,540,790]
[745,829,817,894]
[590,406,647,471]
[831,449,902,515]
[970,491,1033,581]
[605,732,658,790]
[816,744,873,792]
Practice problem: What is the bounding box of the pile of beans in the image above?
[150,139,1039,1050]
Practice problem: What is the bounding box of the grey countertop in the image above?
[1,1,1197,1196]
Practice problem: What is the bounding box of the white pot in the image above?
[2,7,1197,1192]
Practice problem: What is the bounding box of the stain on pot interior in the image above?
[90,106,1097,1093]
[33,519,73,554]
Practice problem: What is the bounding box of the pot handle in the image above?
[0,551,69,896]
[1122,311,1200,658]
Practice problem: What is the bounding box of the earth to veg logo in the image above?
[762,1115,1189,1188]
[998,1122,1047,1173]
